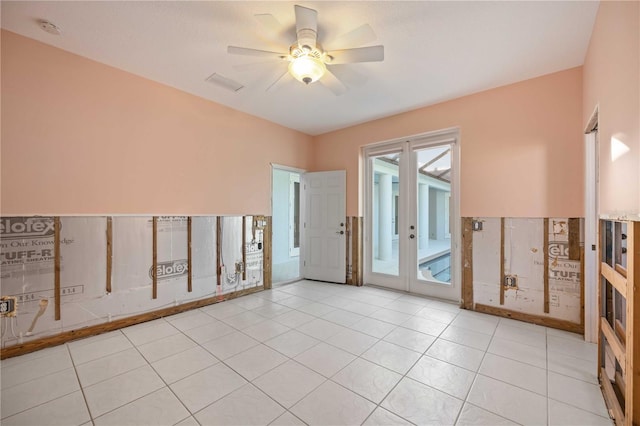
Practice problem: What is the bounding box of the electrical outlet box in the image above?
[504,275,518,288]
[472,220,483,231]
[0,296,17,317]
[235,261,244,274]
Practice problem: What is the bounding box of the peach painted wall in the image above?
[1,30,313,215]
[583,1,639,218]
[313,67,584,218]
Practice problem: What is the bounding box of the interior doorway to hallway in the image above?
[271,165,303,285]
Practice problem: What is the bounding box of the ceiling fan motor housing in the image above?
[296,28,317,50]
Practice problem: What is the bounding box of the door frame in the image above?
[271,163,305,285]
[362,127,461,301]
[584,106,599,343]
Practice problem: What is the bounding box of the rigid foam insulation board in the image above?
[244,216,264,287]
[547,218,581,323]
[192,216,217,289]
[472,217,582,324]
[0,217,62,346]
[472,217,501,306]
[0,215,263,349]
[59,217,108,330]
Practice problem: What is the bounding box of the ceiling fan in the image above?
[227,5,384,95]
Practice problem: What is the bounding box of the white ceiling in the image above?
[1,1,599,136]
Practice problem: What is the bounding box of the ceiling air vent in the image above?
[205,73,244,93]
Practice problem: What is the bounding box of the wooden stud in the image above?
[216,217,222,288]
[627,221,639,425]
[500,217,505,305]
[54,217,61,321]
[461,217,474,310]
[615,318,626,345]
[597,220,604,388]
[0,284,265,360]
[580,246,585,328]
[152,216,158,299]
[346,218,352,285]
[601,316,626,374]
[615,370,626,401]
[242,216,247,281]
[601,368,625,426]
[263,216,273,290]
[106,217,112,294]
[474,303,583,334]
[350,217,363,287]
[601,262,627,296]
[568,218,581,260]
[187,217,192,293]
[544,217,550,313]
[615,263,627,278]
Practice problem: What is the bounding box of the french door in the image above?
[363,129,460,301]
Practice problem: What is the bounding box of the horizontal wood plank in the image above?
[474,303,583,333]
[1,285,264,360]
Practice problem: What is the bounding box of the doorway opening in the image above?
[271,165,303,285]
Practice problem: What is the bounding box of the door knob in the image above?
[336,230,344,235]
[409,234,415,239]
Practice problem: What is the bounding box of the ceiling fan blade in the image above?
[329,45,384,64]
[266,70,293,92]
[327,24,377,50]
[228,46,286,59]
[255,13,282,34]
[320,69,348,96]
[327,64,368,88]
[294,5,318,47]
[254,13,292,45]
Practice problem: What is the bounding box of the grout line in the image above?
[66,343,96,426]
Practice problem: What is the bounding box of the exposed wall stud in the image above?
[500,217,505,305]
[544,218,550,313]
[187,217,192,293]
[216,217,222,289]
[350,217,363,286]
[568,218,581,260]
[263,216,273,289]
[54,217,61,321]
[242,216,247,281]
[106,217,113,294]
[152,216,158,299]
[461,217,474,309]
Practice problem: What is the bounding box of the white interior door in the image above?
[364,129,461,301]
[302,170,346,283]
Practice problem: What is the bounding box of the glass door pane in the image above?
[371,153,402,277]
[414,144,453,285]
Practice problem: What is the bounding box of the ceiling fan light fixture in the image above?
[288,55,326,85]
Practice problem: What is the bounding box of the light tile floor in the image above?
[1,280,612,426]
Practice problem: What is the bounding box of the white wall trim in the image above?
[583,106,598,343]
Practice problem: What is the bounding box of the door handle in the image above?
[409,234,415,239]
[336,230,344,235]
